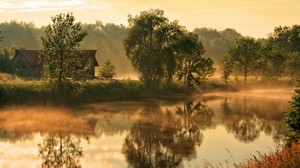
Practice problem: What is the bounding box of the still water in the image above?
[0,88,293,167]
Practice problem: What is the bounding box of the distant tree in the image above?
[284,52,300,81]
[193,28,242,64]
[268,25,300,81]
[123,9,182,86]
[286,81,300,142]
[99,60,116,79]
[0,21,41,49]
[259,43,285,81]
[39,13,87,84]
[269,25,300,55]
[175,32,215,87]
[81,22,131,75]
[223,37,261,83]
[0,30,3,42]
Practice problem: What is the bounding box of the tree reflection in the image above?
[122,100,214,168]
[38,133,84,168]
[220,97,288,143]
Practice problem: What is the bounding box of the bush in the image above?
[286,80,300,142]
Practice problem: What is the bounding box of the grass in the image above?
[0,73,191,105]
[236,139,300,168]
[201,139,300,168]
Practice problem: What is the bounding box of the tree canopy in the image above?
[222,37,261,83]
[123,9,183,86]
[124,9,214,87]
[175,32,215,87]
[286,81,300,142]
[39,13,87,83]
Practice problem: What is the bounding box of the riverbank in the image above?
[0,74,296,106]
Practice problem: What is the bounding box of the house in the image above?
[10,50,98,78]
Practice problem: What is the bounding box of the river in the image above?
[0,88,293,167]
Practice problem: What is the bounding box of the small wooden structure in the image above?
[10,50,98,78]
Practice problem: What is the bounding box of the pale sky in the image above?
[0,0,299,38]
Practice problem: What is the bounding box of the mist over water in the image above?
[0,88,292,167]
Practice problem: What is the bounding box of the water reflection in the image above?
[220,97,288,143]
[0,94,290,167]
[122,100,214,168]
[38,133,85,168]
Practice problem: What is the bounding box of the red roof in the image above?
[14,50,98,67]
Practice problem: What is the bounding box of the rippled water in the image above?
[0,88,293,167]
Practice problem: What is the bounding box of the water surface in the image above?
[0,88,293,167]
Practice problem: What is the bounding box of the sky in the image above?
[0,0,299,38]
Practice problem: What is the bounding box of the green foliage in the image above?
[286,81,300,141]
[284,52,300,81]
[123,9,183,86]
[40,13,87,84]
[0,21,41,49]
[268,25,300,81]
[0,30,2,42]
[124,9,215,88]
[222,37,261,83]
[81,22,131,75]
[193,28,242,64]
[259,43,285,81]
[175,32,215,87]
[99,60,116,79]
[269,25,300,54]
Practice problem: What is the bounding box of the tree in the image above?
[0,30,3,42]
[175,32,215,87]
[123,9,182,86]
[39,13,87,84]
[284,52,300,81]
[268,25,300,81]
[223,37,261,83]
[81,22,131,75]
[0,21,41,49]
[259,43,284,81]
[286,81,300,141]
[193,28,242,64]
[269,25,300,55]
[99,60,116,79]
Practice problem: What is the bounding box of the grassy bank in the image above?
[237,139,300,168]
[0,78,193,105]
[0,73,296,105]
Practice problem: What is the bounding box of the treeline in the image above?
[222,25,300,83]
[0,17,245,77]
[0,20,132,75]
[0,10,299,84]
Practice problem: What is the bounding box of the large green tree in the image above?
[39,13,87,83]
[259,43,285,81]
[268,25,300,81]
[286,81,300,141]
[222,37,261,83]
[123,9,182,86]
[175,32,215,87]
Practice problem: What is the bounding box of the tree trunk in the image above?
[244,67,248,84]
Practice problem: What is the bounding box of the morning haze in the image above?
[0,1,300,168]
[0,0,299,38]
